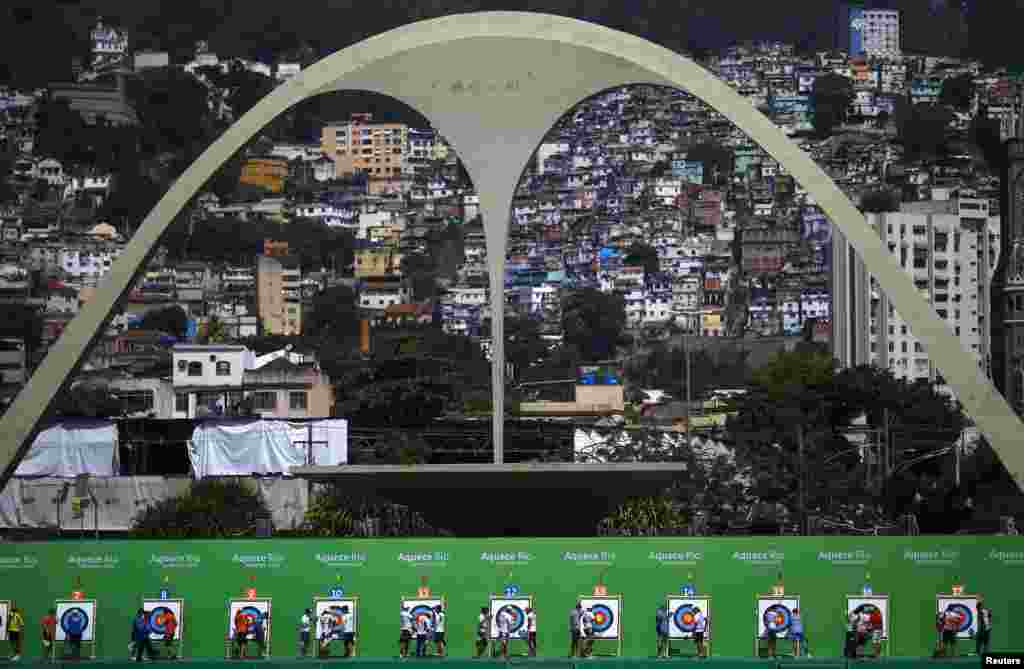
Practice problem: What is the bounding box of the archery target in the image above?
[667,597,711,640]
[402,597,443,632]
[937,595,978,639]
[756,596,799,640]
[142,599,183,641]
[579,597,621,639]
[846,596,888,640]
[489,597,531,640]
[314,598,357,638]
[0,600,9,642]
[55,600,96,642]
[227,599,271,639]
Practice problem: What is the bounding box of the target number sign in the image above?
[667,596,711,640]
[579,596,621,640]
[489,597,531,640]
[937,595,978,639]
[847,595,889,641]
[0,600,9,642]
[55,600,97,642]
[402,597,444,635]
[756,596,799,640]
[314,598,358,639]
[142,599,183,641]
[227,599,271,640]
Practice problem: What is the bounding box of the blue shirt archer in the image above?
[656,608,669,636]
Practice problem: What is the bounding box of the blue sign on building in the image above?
[849,7,865,56]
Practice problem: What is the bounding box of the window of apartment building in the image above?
[901,342,908,353]
[289,392,308,411]
[175,393,188,413]
[187,361,202,376]
[888,342,895,353]
[901,325,908,335]
[215,361,231,376]
[251,392,276,411]
[914,342,924,353]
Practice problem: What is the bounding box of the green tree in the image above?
[939,74,975,111]
[897,103,953,160]
[131,479,271,538]
[33,98,89,164]
[562,288,627,362]
[400,251,437,301]
[686,142,733,184]
[859,188,900,213]
[54,385,124,418]
[622,242,660,274]
[308,285,359,338]
[504,316,552,379]
[811,73,854,137]
[139,305,189,338]
[129,67,215,160]
[969,111,1005,170]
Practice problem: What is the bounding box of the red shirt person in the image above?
[41,610,57,657]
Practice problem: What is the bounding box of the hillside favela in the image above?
[0,2,1022,663]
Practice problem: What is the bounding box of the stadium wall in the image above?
[2,536,1021,658]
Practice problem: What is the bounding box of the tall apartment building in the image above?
[257,255,302,336]
[320,113,408,179]
[849,7,902,59]
[991,113,1024,414]
[832,199,1000,394]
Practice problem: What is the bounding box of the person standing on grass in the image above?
[788,608,803,657]
[414,610,432,658]
[234,611,250,659]
[340,606,355,658]
[525,607,537,657]
[976,599,993,656]
[163,614,177,660]
[40,609,56,661]
[132,609,155,662]
[398,605,413,658]
[432,605,446,657]
[496,608,512,659]
[298,608,312,657]
[655,604,669,658]
[580,607,595,658]
[568,603,582,658]
[475,607,490,658]
[251,614,267,658]
[7,605,24,661]
[692,607,707,659]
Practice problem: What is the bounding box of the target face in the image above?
[668,597,710,640]
[756,596,799,640]
[937,596,977,638]
[55,600,96,641]
[315,598,357,639]
[489,597,531,640]
[401,597,442,632]
[0,600,8,642]
[142,599,183,640]
[847,596,888,640]
[579,596,621,639]
[227,599,271,639]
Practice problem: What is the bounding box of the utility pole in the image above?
[684,336,692,448]
[796,424,806,535]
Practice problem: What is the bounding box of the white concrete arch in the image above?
[1,12,1021,491]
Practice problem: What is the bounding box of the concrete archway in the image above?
[2,12,1021,491]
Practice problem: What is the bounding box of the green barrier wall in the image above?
[1,537,1021,659]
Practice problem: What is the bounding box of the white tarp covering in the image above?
[0,476,309,530]
[188,420,303,479]
[288,419,348,466]
[14,421,118,478]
